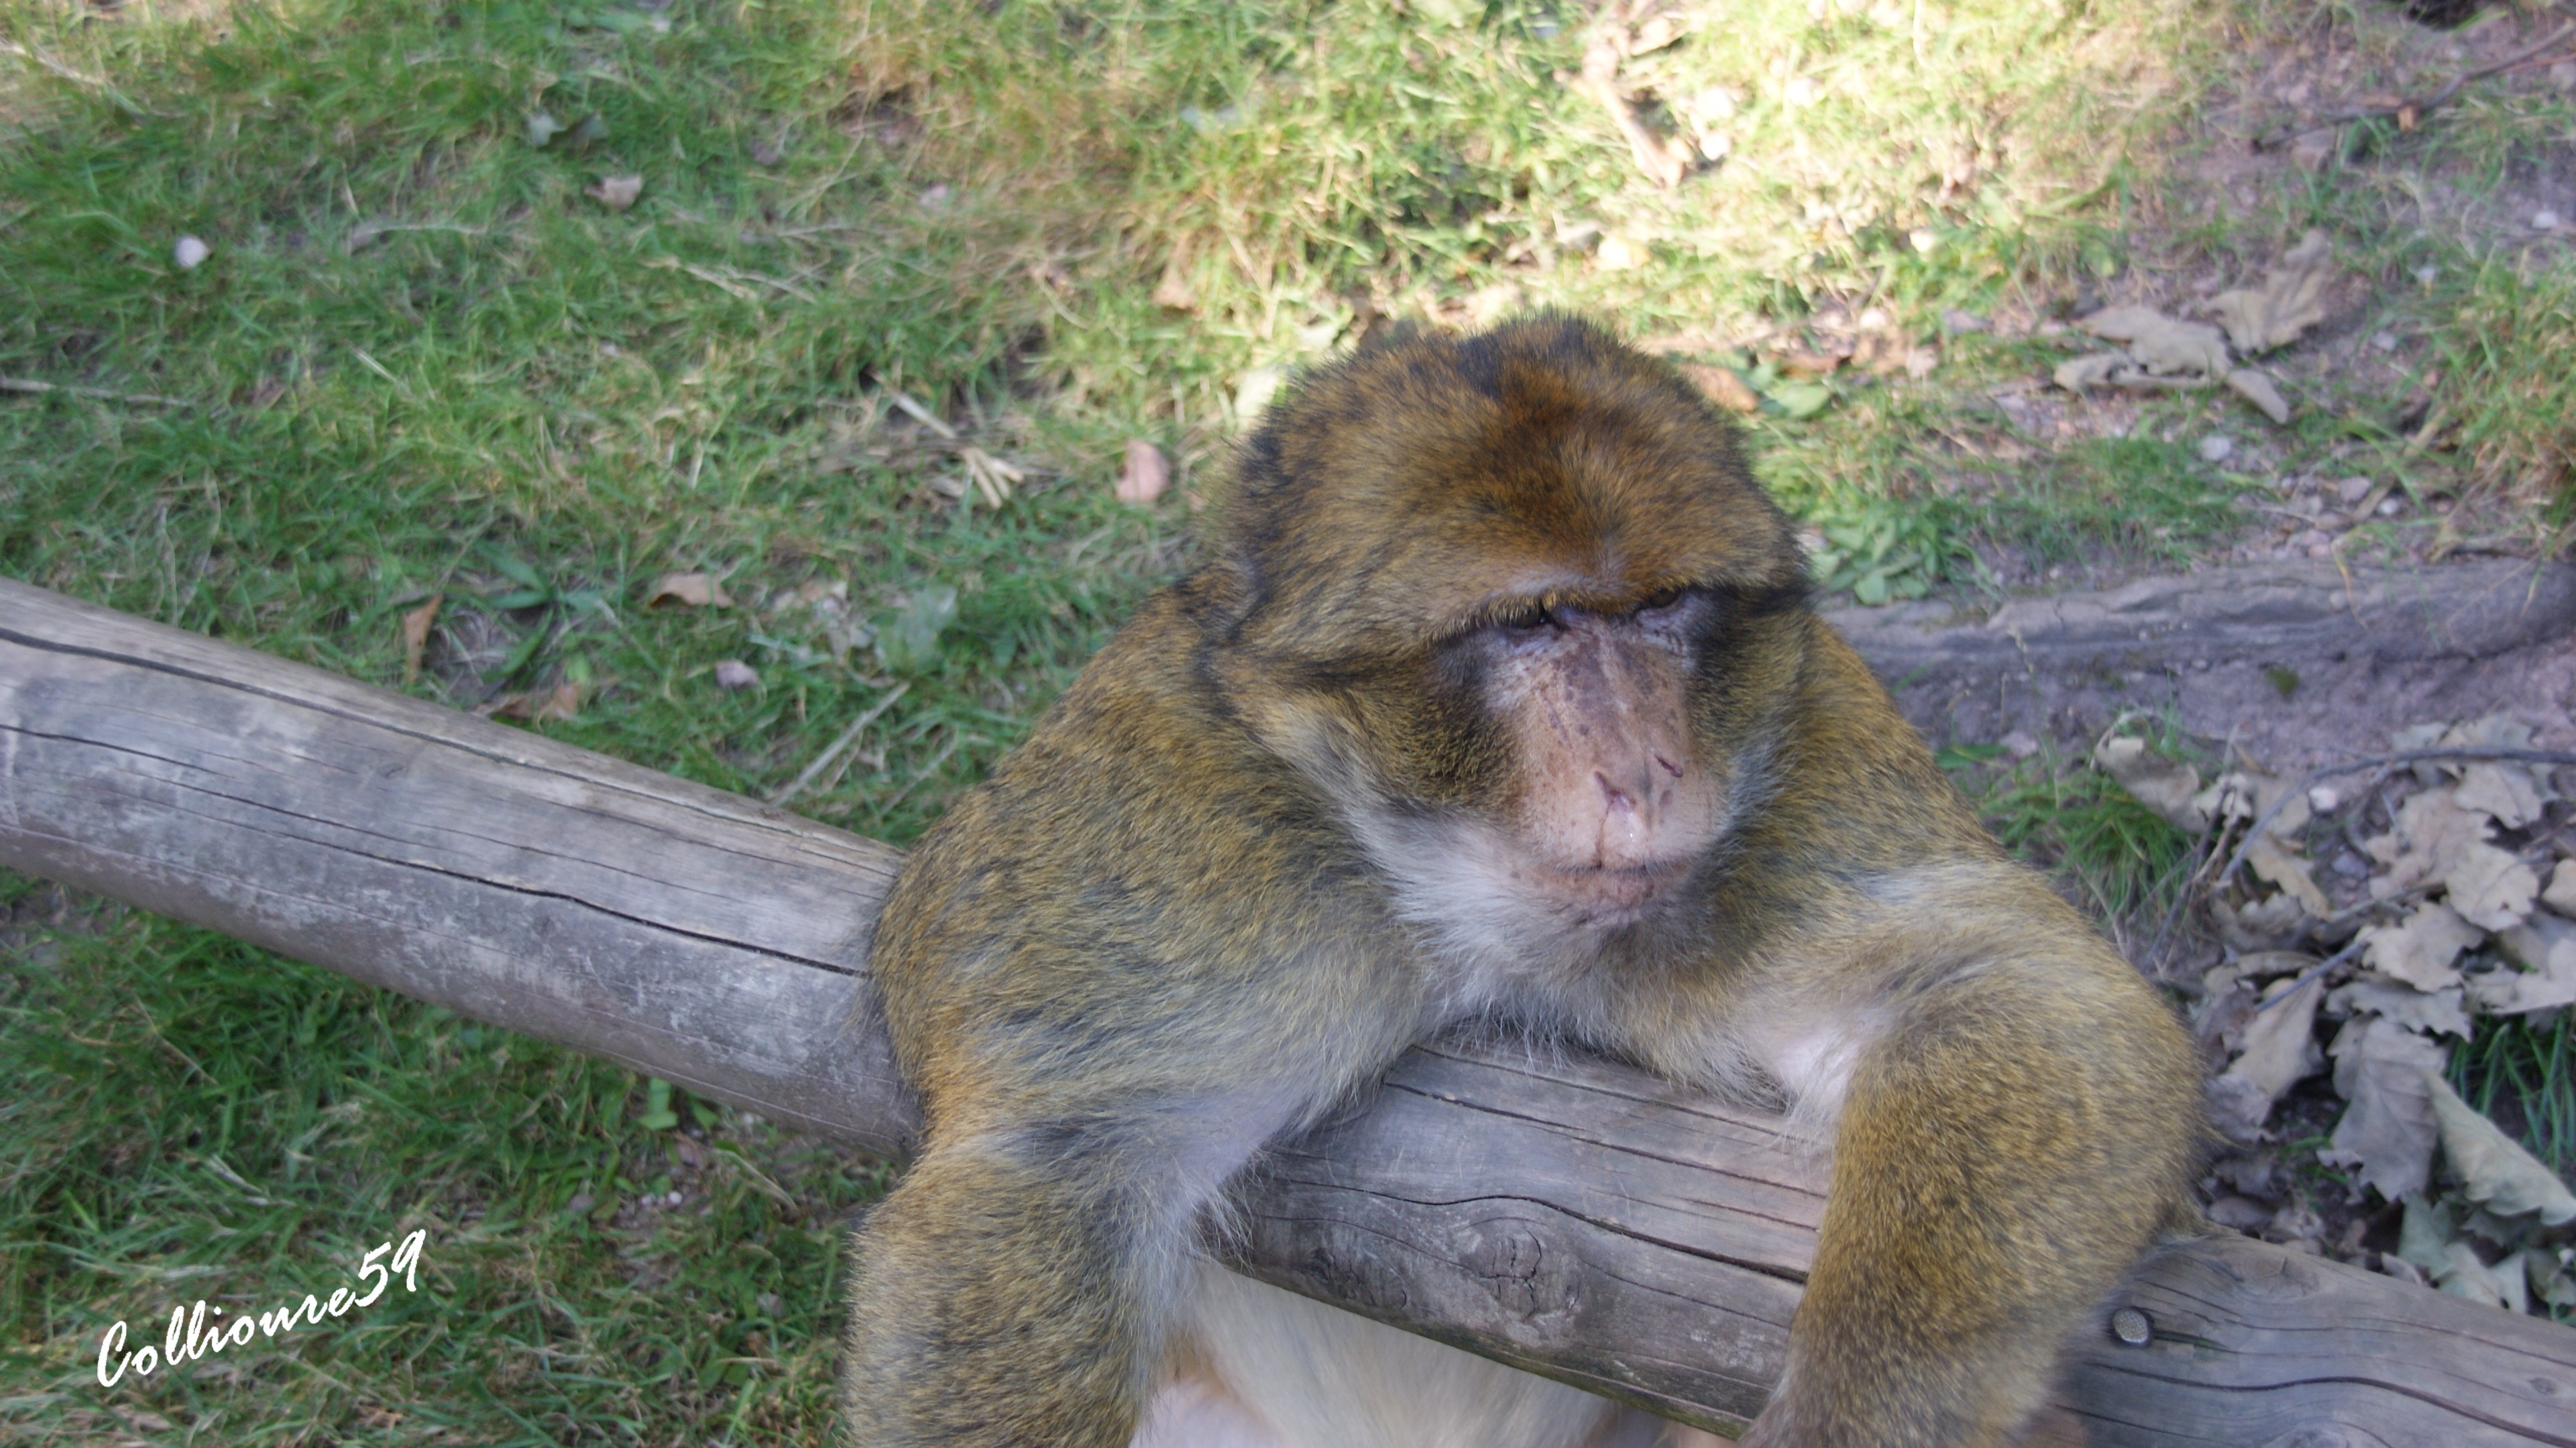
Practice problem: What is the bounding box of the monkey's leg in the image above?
[1748,975,2194,1448]
[842,1098,1297,1448]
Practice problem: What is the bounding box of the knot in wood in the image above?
[1456,1219,1574,1326]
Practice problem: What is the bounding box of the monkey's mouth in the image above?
[1522,858,1693,927]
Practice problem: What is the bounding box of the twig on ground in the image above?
[769,681,909,807]
[2255,19,2576,150]
[2251,934,2370,1014]
[2213,747,2576,890]
[2143,813,2225,976]
[0,377,196,409]
[874,729,964,816]
[0,37,103,87]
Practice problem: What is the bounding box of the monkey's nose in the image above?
[1594,771,1659,862]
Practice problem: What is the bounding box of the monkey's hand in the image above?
[1744,961,2197,1448]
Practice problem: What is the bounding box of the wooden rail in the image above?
[5,574,2572,1444]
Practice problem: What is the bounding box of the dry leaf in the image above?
[587,174,643,211]
[2397,1192,2454,1274]
[2531,1250,2576,1310]
[2444,712,2533,753]
[1681,363,1762,413]
[2094,735,2205,831]
[2425,1070,2576,1224]
[2360,902,2482,991]
[2247,834,2330,918]
[2545,860,2576,915]
[1114,439,1170,504]
[2364,787,2490,897]
[2075,307,2233,379]
[2058,304,2297,423]
[714,659,760,691]
[2445,842,2538,932]
[1152,240,1197,311]
[2328,975,2471,1037]
[1572,25,1689,190]
[484,679,582,723]
[2209,230,2333,354]
[2210,974,2326,1139]
[2435,1239,2527,1311]
[2472,915,2576,1014]
[2319,1017,2447,1202]
[645,571,733,609]
[399,593,442,685]
[2454,761,2545,830]
[2212,890,2307,949]
[2224,367,2292,424]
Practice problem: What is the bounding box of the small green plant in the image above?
[1804,504,1952,604]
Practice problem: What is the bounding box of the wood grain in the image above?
[5,574,2573,1442]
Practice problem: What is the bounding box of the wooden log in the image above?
[4,574,2573,1443]
[1827,557,2576,769]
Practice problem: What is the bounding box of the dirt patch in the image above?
[1835,557,2576,771]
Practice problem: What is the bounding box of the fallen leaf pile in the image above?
[2053,230,2334,425]
[2098,715,2575,1316]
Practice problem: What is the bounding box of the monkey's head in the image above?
[1202,315,1814,957]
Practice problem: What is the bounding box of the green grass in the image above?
[5,0,2575,1438]
[2450,1009,2576,1179]
[1954,742,2200,956]
[1,875,883,1446]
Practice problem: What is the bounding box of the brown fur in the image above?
[842,316,2201,1448]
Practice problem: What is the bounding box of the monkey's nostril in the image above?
[1655,755,1683,779]
[1595,773,1634,813]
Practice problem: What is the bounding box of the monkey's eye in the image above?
[1498,602,1557,634]
[1637,586,1690,615]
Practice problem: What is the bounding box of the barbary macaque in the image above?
[841,315,2200,1448]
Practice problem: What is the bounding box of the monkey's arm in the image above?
[842,602,1424,1448]
[1746,907,2201,1448]
[842,1079,1313,1448]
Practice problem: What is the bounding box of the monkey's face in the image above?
[1208,315,1812,952]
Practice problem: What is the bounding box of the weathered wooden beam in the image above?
[5,574,2573,1444]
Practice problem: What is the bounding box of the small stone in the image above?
[1114,439,1170,504]
[1594,234,1645,270]
[2289,528,2331,553]
[2308,784,2341,813]
[2336,475,2373,504]
[1908,227,1941,255]
[173,235,210,270]
[2370,330,2398,352]
[2536,208,2565,232]
[2332,852,2370,879]
[2551,60,2576,92]
[1939,308,1987,334]
[917,182,954,211]
[2413,264,2439,287]
[2000,729,2041,761]
[2378,497,2402,516]
[2197,434,2235,462]
[713,659,760,690]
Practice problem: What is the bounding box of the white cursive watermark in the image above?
[96,1230,428,1387]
